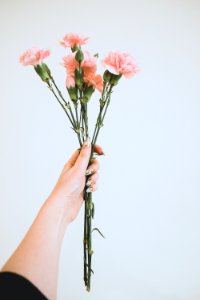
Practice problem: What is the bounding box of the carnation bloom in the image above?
[19,48,50,66]
[62,51,103,92]
[62,53,78,88]
[60,33,89,48]
[84,73,103,93]
[81,51,97,75]
[102,52,139,78]
[82,51,103,92]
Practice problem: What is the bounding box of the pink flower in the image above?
[19,48,50,66]
[62,53,78,75]
[66,76,76,88]
[84,73,103,93]
[60,33,89,48]
[62,51,103,91]
[102,52,139,78]
[62,53,78,88]
[81,51,97,75]
[82,51,103,91]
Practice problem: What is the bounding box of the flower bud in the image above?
[34,63,51,82]
[75,49,84,63]
[67,86,78,102]
[81,86,95,104]
[75,68,83,88]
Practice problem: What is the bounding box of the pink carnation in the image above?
[81,51,97,75]
[62,51,103,92]
[82,51,103,91]
[66,76,76,88]
[102,52,139,78]
[60,33,89,48]
[62,54,78,88]
[62,53,78,75]
[84,73,103,93]
[19,48,50,66]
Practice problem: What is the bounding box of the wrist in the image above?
[44,193,72,227]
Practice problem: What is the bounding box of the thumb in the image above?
[64,148,80,170]
[74,138,91,172]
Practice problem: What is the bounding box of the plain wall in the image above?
[0,0,200,299]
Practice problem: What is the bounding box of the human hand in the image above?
[47,140,104,224]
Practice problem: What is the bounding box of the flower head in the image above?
[19,48,50,66]
[102,52,139,78]
[84,73,103,93]
[62,54,79,76]
[82,51,97,76]
[60,33,89,49]
[62,53,78,88]
[62,51,103,92]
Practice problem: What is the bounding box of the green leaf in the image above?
[92,227,106,239]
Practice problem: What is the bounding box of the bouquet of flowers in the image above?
[19,33,139,291]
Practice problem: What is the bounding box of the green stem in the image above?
[47,82,74,127]
[81,100,93,291]
[50,76,84,146]
[84,86,114,290]
[80,112,84,142]
[75,105,79,128]
[87,193,92,291]
[50,76,68,106]
[68,103,82,147]
[83,84,113,291]
[81,103,89,140]
[83,190,88,286]
[101,93,111,124]
[91,85,113,158]
[77,131,83,147]
[91,83,109,143]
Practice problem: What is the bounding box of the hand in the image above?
[47,142,104,224]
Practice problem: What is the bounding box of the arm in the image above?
[1,140,103,300]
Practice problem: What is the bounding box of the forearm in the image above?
[1,195,69,300]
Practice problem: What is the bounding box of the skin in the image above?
[1,141,103,300]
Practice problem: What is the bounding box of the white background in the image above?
[0,0,200,299]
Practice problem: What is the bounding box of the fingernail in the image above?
[97,151,105,156]
[86,179,92,187]
[86,187,92,193]
[85,168,93,176]
[83,137,91,148]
